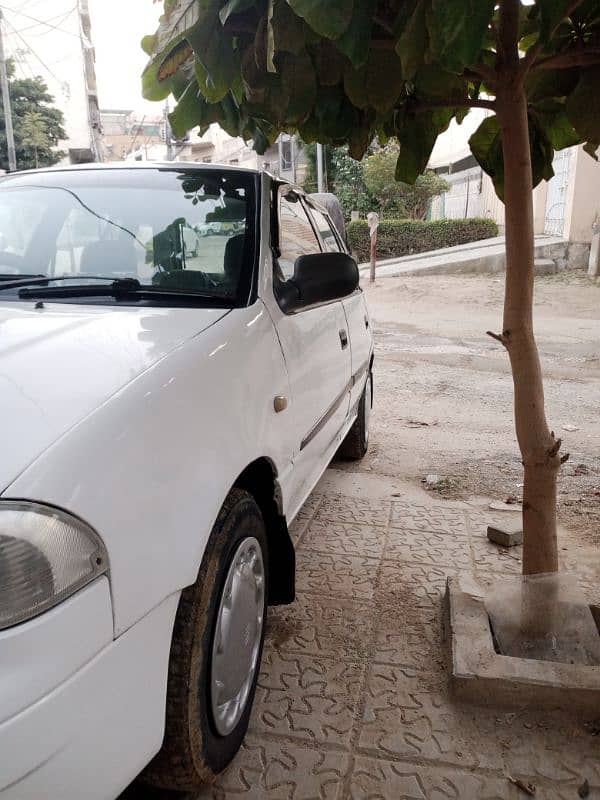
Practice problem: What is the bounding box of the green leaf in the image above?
[170,69,192,100]
[427,0,495,74]
[286,0,354,40]
[272,0,306,54]
[315,86,358,142]
[141,34,158,56]
[413,64,466,103]
[395,0,428,80]
[188,19,242,104]
[395,113,439,184]
[469,116,504,198]
[538,0,578,42]
[469,113,557,201]
[348,114,373,159]
[335,0,375,68]
[312,42,346,86]
[367,50,404,114]
[219,0,255,25]
[344,64,369,109]
[525,68,579,103]
[169,80,202,138]
[529,115,555,185]
[532,99,579,150]
[566,67,600,155]
[277,50,317,124]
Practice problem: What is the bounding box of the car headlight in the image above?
[0,502,108,631]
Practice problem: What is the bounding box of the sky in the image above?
[88,0,163,115]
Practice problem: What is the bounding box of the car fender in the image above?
[4,302,294,636]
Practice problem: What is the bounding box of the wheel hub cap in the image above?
[210,537,265,737]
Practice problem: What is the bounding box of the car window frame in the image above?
[303,201,346,255]
[271,182,359,315]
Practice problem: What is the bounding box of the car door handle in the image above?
[339,329,349,349]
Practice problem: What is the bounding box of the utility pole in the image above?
[316,143,325,192]
[0,10,17,172]
[164,99,173,161]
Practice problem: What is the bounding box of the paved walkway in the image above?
[357,234,565,278]
[195,477,599,800]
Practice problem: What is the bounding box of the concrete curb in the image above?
[444,577,600,716]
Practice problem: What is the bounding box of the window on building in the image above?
[277,193,321,279]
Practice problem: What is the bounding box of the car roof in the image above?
[2,160,264,178]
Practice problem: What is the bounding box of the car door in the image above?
[306,201,373,415]
[267,186,352,518]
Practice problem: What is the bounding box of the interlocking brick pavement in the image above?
[196,487,600,800]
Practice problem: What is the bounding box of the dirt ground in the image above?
[346,269,600,546]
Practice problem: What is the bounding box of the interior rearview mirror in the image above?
[277,252,359,313]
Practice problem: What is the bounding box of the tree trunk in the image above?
[496,86,561,575]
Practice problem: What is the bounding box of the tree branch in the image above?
[486,329,510,347]
[516,42,543,87]
[499,0,521,71]
[466,63,497,85]
[414,98,496,112]
[518,0,586,82]
[532,47,600,71]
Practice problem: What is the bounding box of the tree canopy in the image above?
[0,63,66,171]
[362,145,449,218]
[143,0,600,199]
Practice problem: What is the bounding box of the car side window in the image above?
[307,206,341,253]
[278,193,322,279]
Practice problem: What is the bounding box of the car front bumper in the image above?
[0,578,178,800]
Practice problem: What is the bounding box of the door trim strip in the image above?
[300,379,352,451]
[299,359,371,452]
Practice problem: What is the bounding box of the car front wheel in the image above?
[142,488,268,791]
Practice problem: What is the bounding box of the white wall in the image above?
[4,0,95,158]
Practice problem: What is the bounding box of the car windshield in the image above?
[0,167,257,304]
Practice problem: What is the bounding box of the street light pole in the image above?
[0,10,17,172]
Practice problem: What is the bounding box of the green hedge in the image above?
[347,218,499,262]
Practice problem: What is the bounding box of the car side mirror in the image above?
[277,252,359,313]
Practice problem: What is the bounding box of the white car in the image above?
[0,163,373,798]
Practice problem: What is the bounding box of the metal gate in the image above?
[544,148,572,236]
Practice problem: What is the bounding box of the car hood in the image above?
[0,302,229,491]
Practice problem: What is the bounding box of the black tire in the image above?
[340,371,372,461]
[142,489,268,791]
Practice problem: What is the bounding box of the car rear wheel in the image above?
[339,371,372,461]
[142,489,268,791]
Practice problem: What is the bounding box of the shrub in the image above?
[347,218,499,262]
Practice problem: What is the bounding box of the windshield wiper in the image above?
[0,274,138,291]
[18,278,232,304]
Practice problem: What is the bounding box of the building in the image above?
[429,111,600,266]
[101,110,165,161]
[125,118,307,184]
[4,0,102,163]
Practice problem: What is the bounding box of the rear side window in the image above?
[307,206,340,253]
[278,194,321,279]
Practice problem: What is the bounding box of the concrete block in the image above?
[444,577,600,716]
[487,523,523,548]
[534,258,558,275]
